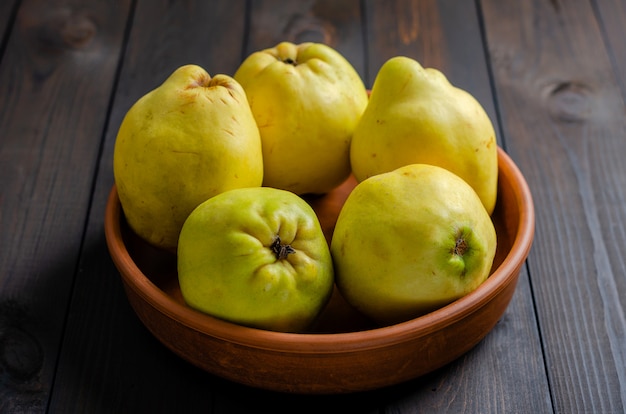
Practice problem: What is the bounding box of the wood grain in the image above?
[0,0,130,411]
[45,0,249,412]
[481,0,626,412]
[364,1,551,412]
[592,0,626,101]
[0,0,623,411]
[0,0,19,46]
[206,0,374,412]
[363,0,497,123]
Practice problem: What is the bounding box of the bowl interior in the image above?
[107,147,534,340]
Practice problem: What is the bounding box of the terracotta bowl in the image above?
[104,146,534,394]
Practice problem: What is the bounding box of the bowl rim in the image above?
[104,146,535,354]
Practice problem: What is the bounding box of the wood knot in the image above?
[21,8,97,53]
[1,326,44,381]
[283,14,336,45]
[60,13,97,49]
[0,300,44,382]
[546,81,592,123]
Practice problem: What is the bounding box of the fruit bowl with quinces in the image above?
[105,43,535,394]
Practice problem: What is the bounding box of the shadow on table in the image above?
[44,222,487,413]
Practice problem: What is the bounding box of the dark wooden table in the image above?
[2,0,626,412]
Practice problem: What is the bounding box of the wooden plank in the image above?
[592,0,626,100]
[481,0,626,412]
[362,0,552,412]
[45,0,249,412]
[0,0,18,44]
[209,2,379,413]
[363,0,497,123]
[0,0,131,411]
[50,2,380,411]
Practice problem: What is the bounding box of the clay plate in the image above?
[104,147,534,394]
